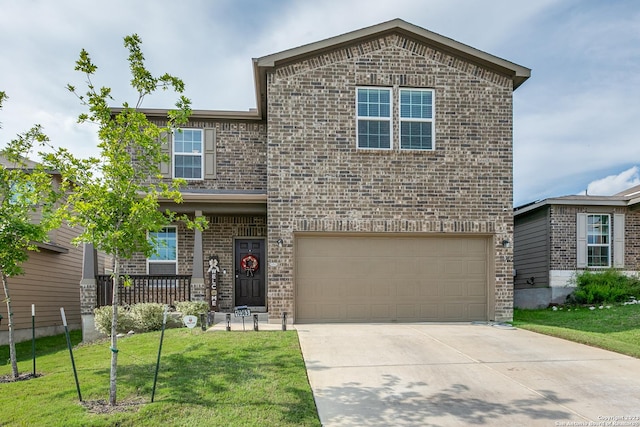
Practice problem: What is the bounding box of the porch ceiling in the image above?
[159,190,267,215]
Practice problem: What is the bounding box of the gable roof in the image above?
[128,19,530,121]
[253,19,530,119]
[515,185,640,216]
[614,184,640,198]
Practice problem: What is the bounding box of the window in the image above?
[577,213,624,269]
[173,129,203,180]
[148,227,177,274]
[160,128,216,180]
[357,87,392,149]
[586,214,610,267]
[400,89,434,150]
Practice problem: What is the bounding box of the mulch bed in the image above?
[0,372,40,383]
[81,398,145,414]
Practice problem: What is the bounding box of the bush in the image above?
[129,303,166,332]
[569,270,640,304]
[94,303,179,335]
[174,301,209,317]
[94,305,136,335]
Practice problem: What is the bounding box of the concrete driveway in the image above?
[295,323,640,426]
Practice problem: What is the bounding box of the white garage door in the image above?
[295,235,489,323]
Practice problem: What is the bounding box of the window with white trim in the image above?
[173,129,203,180]
[148,227,177,274]
[587,214,610,267]
[399,88,434,150]
[356,87,392,149]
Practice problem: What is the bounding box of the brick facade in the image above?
[549,205,640,271]
[148,119,267,191]
[119,215,267,311]
[104,21,528,324]
[266,34,515,321]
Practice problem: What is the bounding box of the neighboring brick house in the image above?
[84,19,530,327]
[513,185,640,308]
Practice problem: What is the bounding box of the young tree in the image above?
[44,35,206,406]
[0,92,62,380]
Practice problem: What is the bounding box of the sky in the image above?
[0,0,638,207]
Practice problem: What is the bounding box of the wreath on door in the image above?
[240,254,259,277]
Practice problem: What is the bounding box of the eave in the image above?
[110,107,262,122]
[515,197,631,217]
[111,19,530,124]
[158,190,267,215]
[253,19,530,119]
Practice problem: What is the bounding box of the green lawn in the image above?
[1,329,320,426]
[513,303,640,358]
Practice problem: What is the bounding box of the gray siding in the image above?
[1,222,109,344]
[514,207,549,288]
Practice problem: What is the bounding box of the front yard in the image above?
[1,329,320,426]
[513,303,640,358]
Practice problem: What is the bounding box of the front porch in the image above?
[79,190,270,341]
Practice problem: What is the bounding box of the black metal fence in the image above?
[96,275,192,307]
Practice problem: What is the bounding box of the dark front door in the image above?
[235,239,266,307]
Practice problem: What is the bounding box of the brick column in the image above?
[80,243,103,342]
[190,210,206,302]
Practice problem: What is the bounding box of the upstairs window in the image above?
[357,87,392,149]
[148,227,177,275]
[173,129,203,180]
[400,89,434,150]
[160,128,216,181]
[586,214,610,267]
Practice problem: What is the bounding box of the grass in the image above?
[513,303,640,358]
[0,329,320,426]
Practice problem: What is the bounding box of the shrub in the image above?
[174,301,209,317]
[129,303,166,332]
[569,270,640,304]
[95,303,179,335]
[94,305,136,336]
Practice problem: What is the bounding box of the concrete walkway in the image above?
[295,323,640,427]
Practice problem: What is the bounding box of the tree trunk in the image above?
[1,272,19,380]
[109,257,119,406]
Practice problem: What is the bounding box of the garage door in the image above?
[295,235,489,323]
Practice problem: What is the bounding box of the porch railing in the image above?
[96,275,192,307]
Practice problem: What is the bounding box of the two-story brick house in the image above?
[83,19,529,329]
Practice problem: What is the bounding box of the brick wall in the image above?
[118,215,266,311]
[201,216,267,312]
[149,119,267,191]
[550,205,640,270]
[266,34,515,321]
[626,210,640,269]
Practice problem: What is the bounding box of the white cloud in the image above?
[584,166,640,196]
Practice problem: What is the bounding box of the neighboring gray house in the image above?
[513,185,640,308]
[0,155,108,345]
[82,18,530,330]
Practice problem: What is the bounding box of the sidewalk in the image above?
[207,312,287,331]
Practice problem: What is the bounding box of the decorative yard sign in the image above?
[234,305,251,332]
[234,305,251,317]
[207,255,220,309]
[183,315,198,329]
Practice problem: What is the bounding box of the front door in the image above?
[235,239,266,307]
